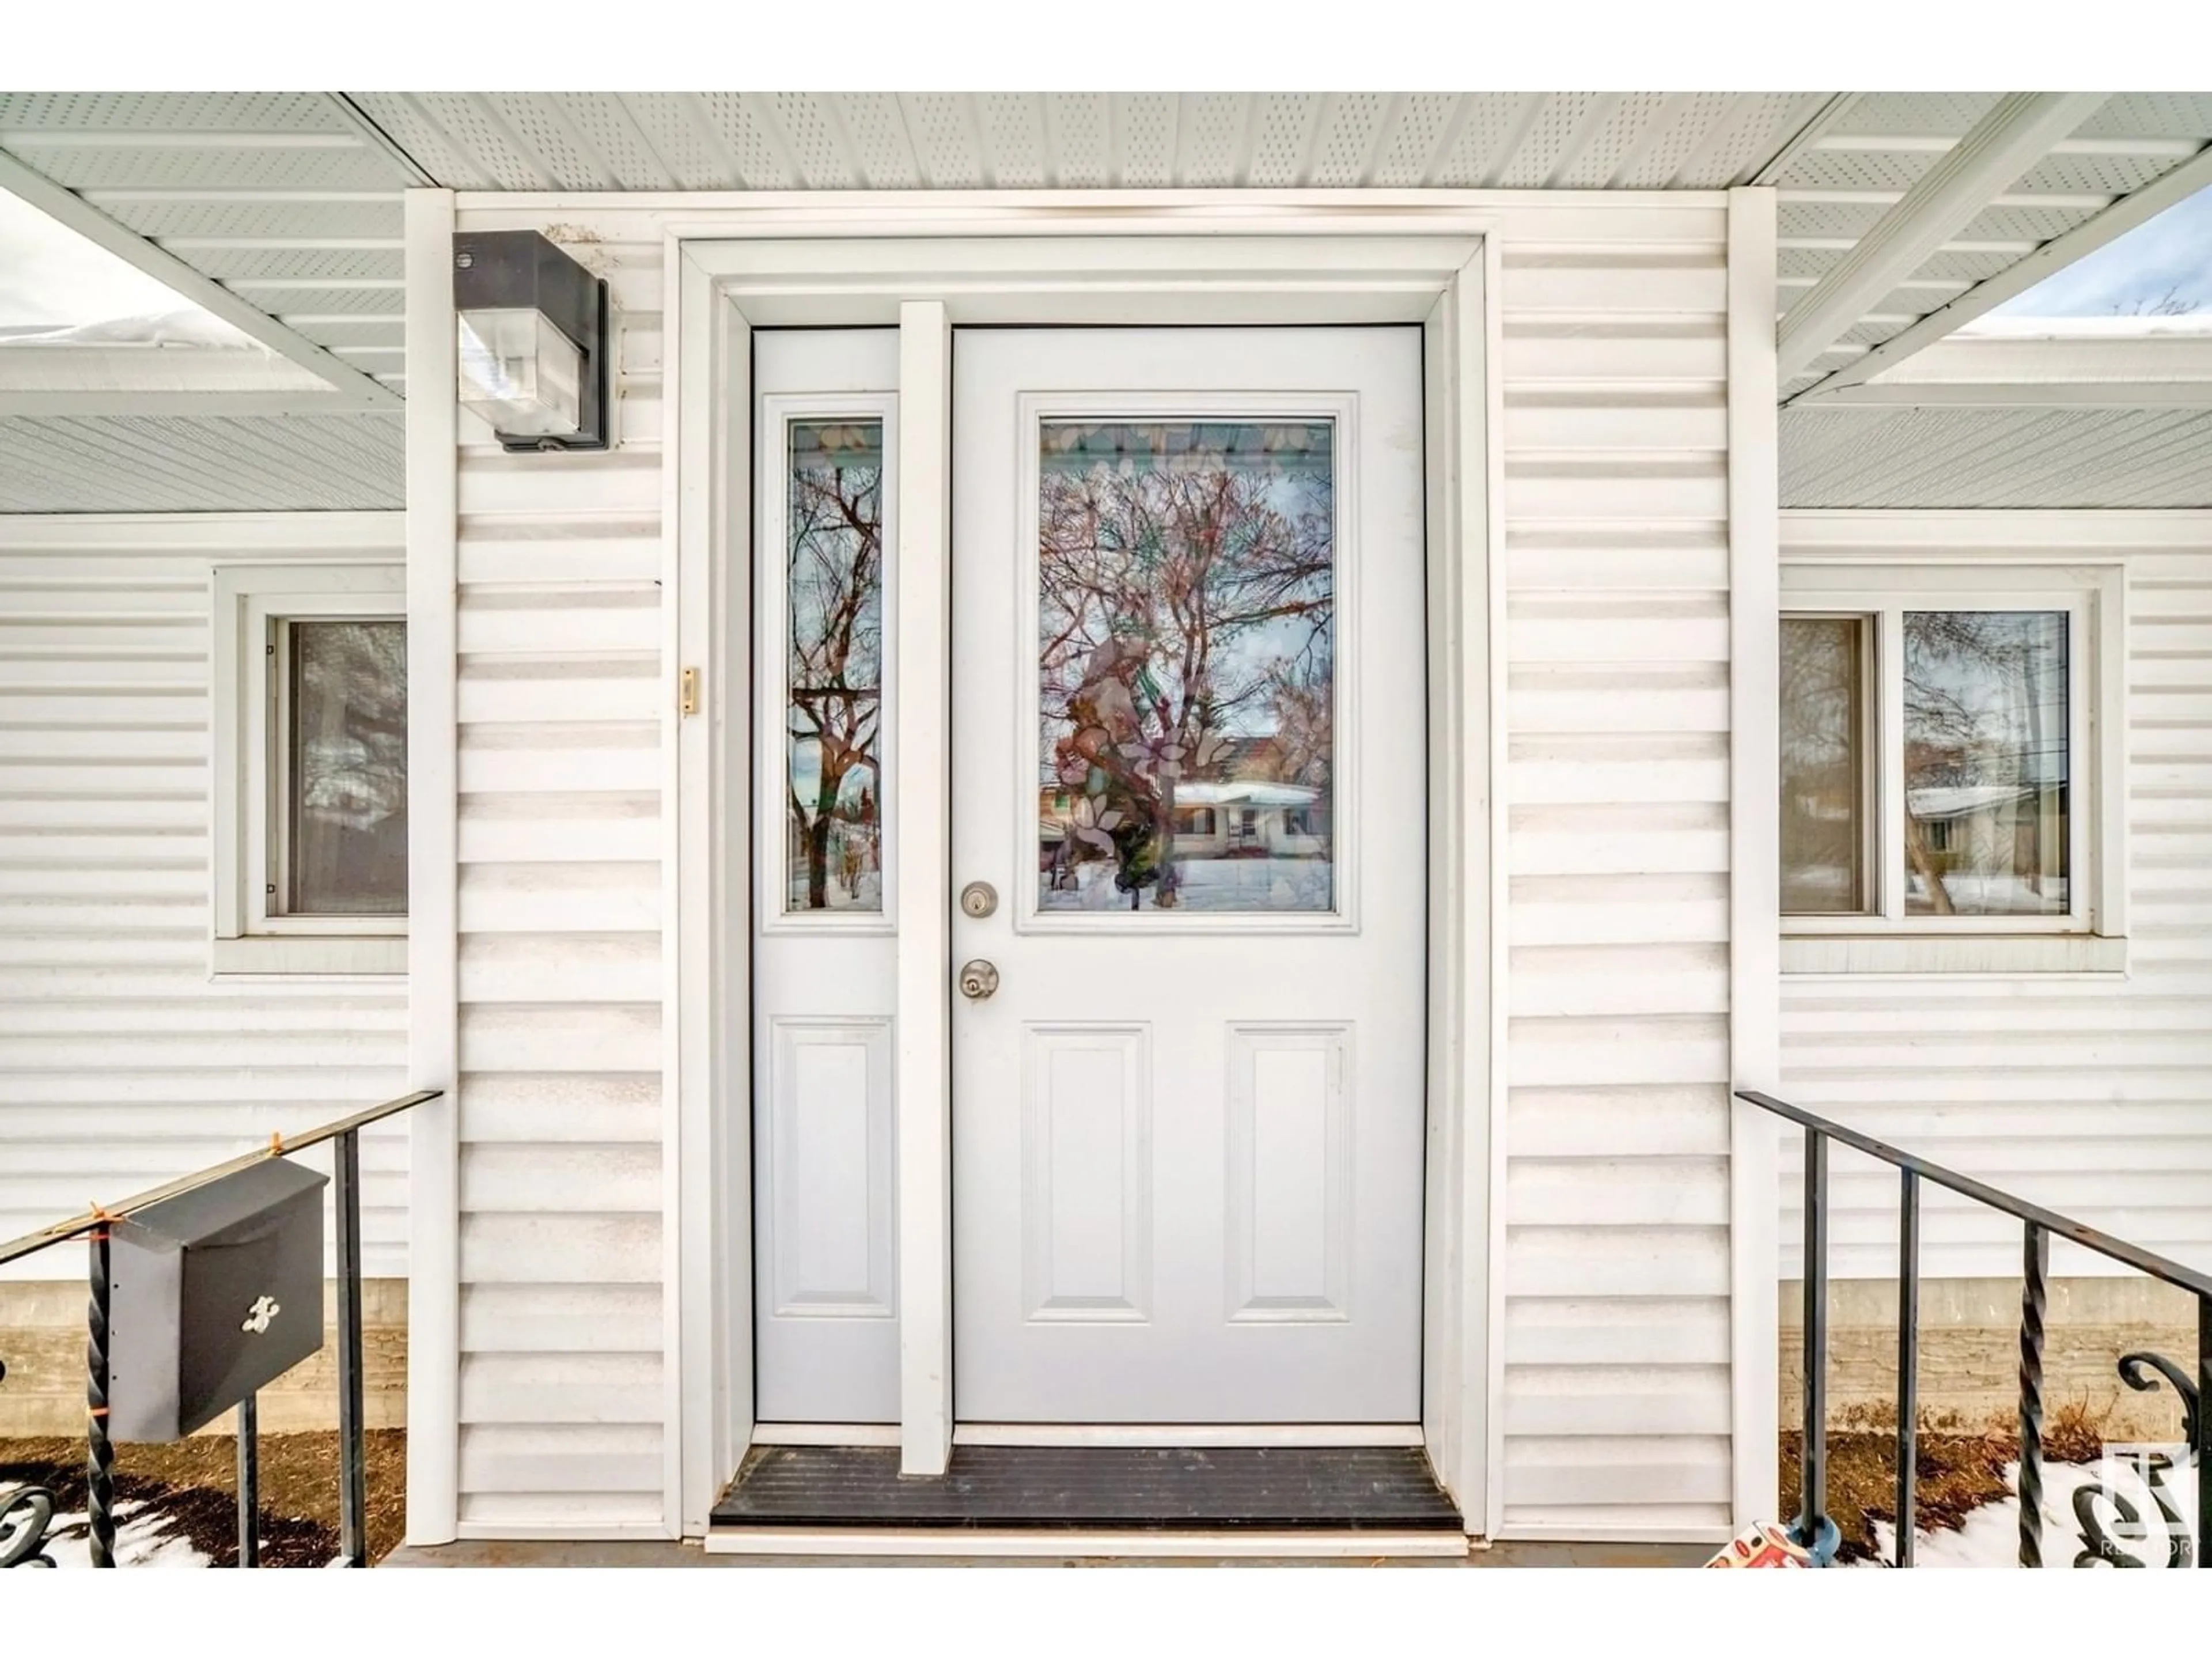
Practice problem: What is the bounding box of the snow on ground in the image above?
[1,1483,214,1569]
[1041,857,1332,912]
[1854,1455,2198,1569]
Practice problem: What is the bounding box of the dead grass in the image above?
[0,1429,406,1567]
[1779,1397,2108,1565]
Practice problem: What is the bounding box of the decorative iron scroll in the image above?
[0,1486,58,1569]
[2071,1351,2200,1570]
[0,1358,57,1567]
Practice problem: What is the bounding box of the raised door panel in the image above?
[1226,1024,1353,1323]
[1020,1025,1152,1321]
[768,1019,894,1317]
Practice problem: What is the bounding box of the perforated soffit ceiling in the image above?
[1,91,2210,511]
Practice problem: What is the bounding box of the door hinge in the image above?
[679,666,700,717]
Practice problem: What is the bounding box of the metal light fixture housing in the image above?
[453,230,611,453]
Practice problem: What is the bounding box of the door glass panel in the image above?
[1902,610,2068,917]
[1037,419,1336,913]
[786,418,885,912]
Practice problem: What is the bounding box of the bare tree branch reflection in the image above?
[1902,611,2067,917]
[787,422,883,911]
[1038,422,1335,911]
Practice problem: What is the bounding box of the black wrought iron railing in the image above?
[0,1089,440,1569]
[1738,1089,2211,1570]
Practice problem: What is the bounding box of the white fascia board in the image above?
[1790,142,2212,402]
[0,148,402,409]
[0,509,403,546]
[0,391,386,415]
[0,339,366,415]
[1781,507,2212,548]
[1775,92,2110,382]
[1806,334,2212,407]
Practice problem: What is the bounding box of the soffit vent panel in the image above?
[1783,405,2212,508]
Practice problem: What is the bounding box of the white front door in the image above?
[950,327,1428,1424]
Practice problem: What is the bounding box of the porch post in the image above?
[1726,183,1783,1528]
[402,183,462,1546]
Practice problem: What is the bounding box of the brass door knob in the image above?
[957,960,1000,1001]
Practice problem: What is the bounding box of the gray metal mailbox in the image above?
[106,1158,328,1441]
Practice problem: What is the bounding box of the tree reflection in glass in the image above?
[290,619,407,914]
[786,419,885,913]
[1779,616,1866,914]
[1903,611,2067,917]
[1037,420,1335,914]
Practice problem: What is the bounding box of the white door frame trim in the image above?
[667,202,1502,1538]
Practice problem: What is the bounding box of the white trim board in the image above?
[1781,508,2212,547]
[950,1425,1429,1448]
[1725,184,1782,1532]
[454,186,1724,218]
[661,206,1501,1540]
[1797,334,2212,409]
[401,185,461,1550]
[0,510,403,547]
[750,1425,902,1448]
[702,1528,1470,1559]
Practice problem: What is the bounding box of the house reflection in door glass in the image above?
[1037,419,1336,913]
[1903,610,2068,917]
[786,419,885,912]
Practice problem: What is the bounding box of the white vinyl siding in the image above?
[449,224,668,1535]
[1779,513,2212,1283]
[0,513,409,1277]
[434,198,1754,1542]
[1498,217,1737,1536]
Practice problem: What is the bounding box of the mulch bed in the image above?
[1,1429,407,1567]
[1779,1400,2105,1565]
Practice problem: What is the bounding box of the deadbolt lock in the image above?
[960,881,998,919]
[957,959,1001,1001]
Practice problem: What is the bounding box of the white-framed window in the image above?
[213,563,407,975]
[1779,562,2125,975]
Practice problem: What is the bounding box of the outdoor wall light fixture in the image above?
[453,230,611,452]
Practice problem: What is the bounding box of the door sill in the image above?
[952,1423,1425,1448]
[703,1528,1468,1559]
[711,1444,1462,1535]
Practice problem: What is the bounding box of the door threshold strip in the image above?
[702,1527,1470,1559]
[951,1423,1426,1448]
